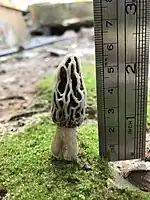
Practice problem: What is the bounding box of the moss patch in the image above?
[0,118,149,200]
[37,75,55,106]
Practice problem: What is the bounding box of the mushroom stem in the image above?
[51,126,78,161]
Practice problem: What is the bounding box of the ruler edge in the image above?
[93,0,107,158]
[142,0,150,159]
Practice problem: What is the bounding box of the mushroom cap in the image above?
[51,54,86,128]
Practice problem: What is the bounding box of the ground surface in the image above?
[0,28,150,199]
[1,118,149,200]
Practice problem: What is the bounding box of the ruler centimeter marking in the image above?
[93,0,150,161]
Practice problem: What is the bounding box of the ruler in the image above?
[93,0,150,161]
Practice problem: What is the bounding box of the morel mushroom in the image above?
[51,54,86,161]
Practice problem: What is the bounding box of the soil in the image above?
[0,187,7,200]
[0,28,94,134]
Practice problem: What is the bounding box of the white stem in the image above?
[51,126,78,161]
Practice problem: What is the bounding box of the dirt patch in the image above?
[0,187,7,200]
[86,106,97,119]
[0,51,59,133]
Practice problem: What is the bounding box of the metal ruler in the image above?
[93,0,150,161]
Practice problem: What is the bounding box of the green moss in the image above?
[82,63,97,119]
[37,75,55,105]
[0,118,148,200]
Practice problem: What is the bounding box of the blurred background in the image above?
[0,0,93,50]
[0,0,94,132]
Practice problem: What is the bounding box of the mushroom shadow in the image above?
[47,156,81,187]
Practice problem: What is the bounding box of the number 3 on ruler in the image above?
[125,3,137,15]
[105,0,137,16]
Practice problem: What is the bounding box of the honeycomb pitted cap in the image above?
[51,54,86,128]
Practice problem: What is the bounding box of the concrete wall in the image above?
[13,0,92,11]
[0,0,92,11]
[0,0,15,8]
[0,6,27,49]
[28,1,93,27]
